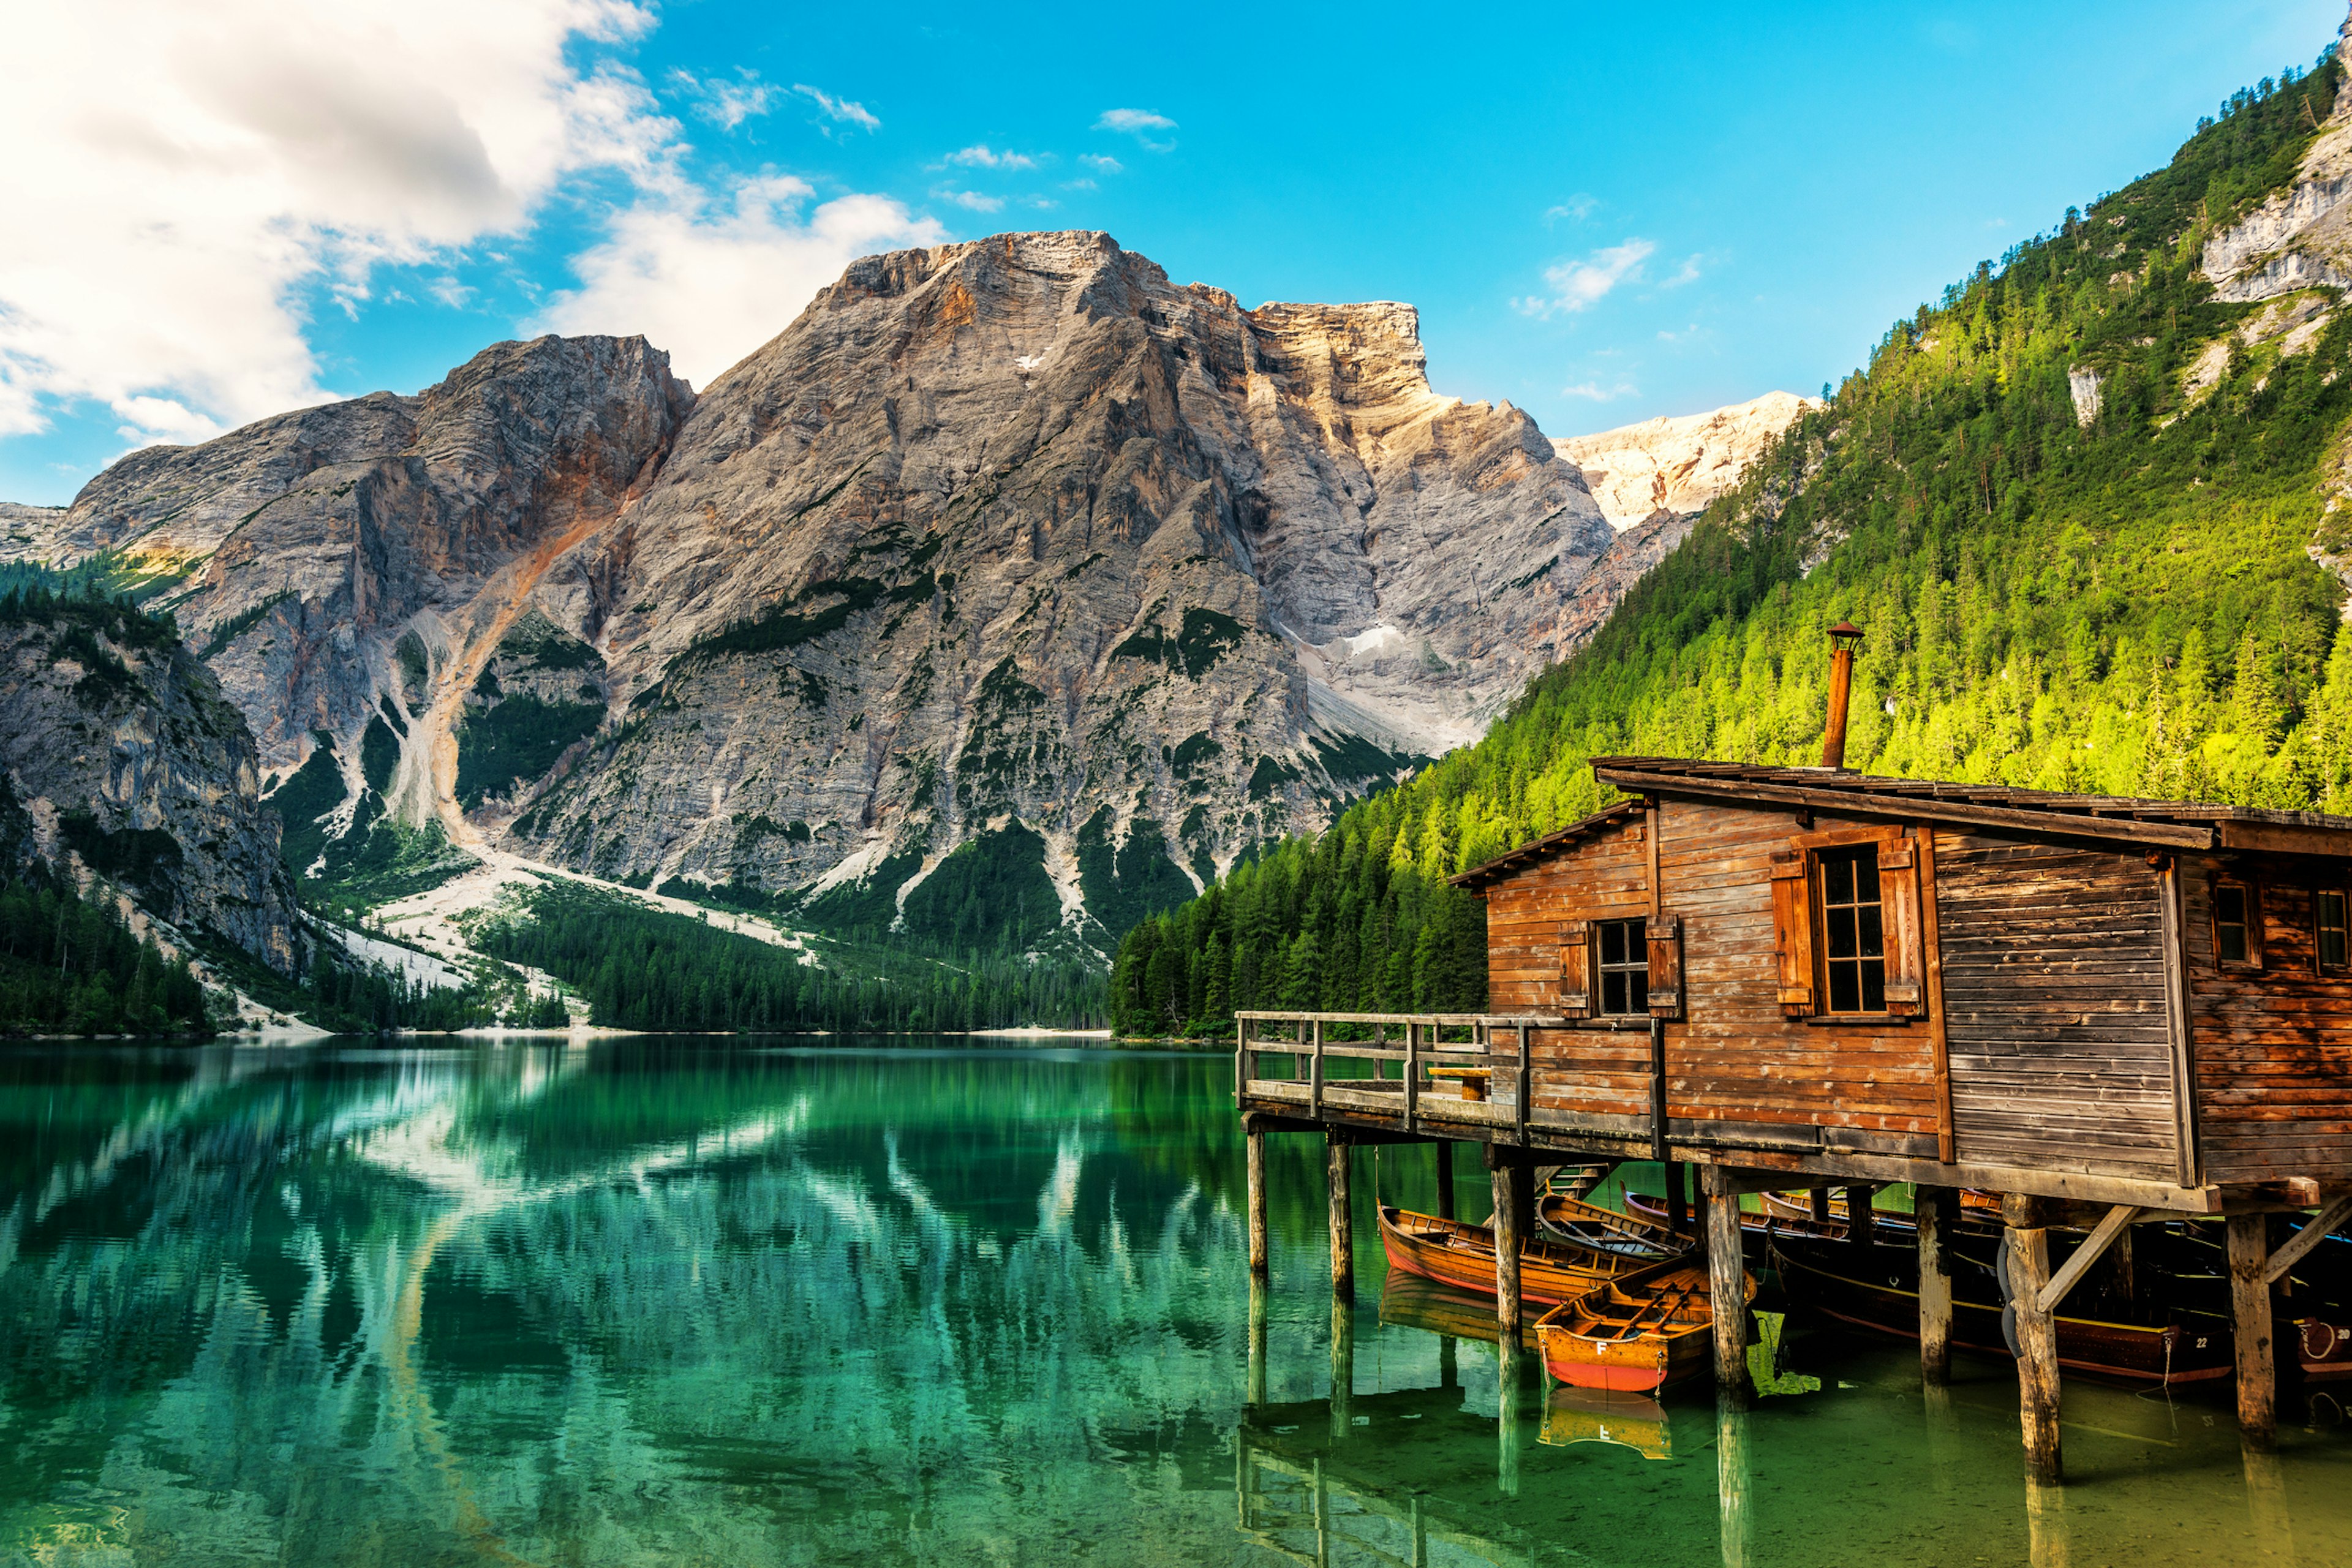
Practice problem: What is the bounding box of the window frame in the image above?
[2316,885,2351,978]
[2213,877,2263,973]
[1814,843,1891,1016]
[1594,916,1650,1017]
[1772,824,1923,1024]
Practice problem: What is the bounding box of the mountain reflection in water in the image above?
[0,1039,2342,1568]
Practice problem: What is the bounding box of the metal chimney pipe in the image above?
[1820,620,1863,770]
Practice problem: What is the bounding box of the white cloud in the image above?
[673,69,776,131]
[1561,381,1639,401]
[1516,239,1656,318]
[1095,108,1175,151]
[793,84,880,134]
[535,177,944,388]
[936,189,1004,213]
[1080,153,1123,173]
[0,0,667,445]
[946,144,1037,170]
[1661,254,1705,288]
[1545,194,1597,223]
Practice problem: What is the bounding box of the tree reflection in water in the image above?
[0,1041,1252,1566]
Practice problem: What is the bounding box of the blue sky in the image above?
[1,0,2340,505]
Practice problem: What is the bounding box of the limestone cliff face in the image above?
[10,233,1635,942]
[513,233,1611,925]
[20,336,692,804]
[2204,18,2352,305]
[0,598,300,973]
[1551,392,1813,530]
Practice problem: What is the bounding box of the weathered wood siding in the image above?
[2185,861,2352,1185]
[1936,834,2178,1181]
[1487,801,1940,1152]
[1484,815,1649,1128]
[1662,801,1937,1150]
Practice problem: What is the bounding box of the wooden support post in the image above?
[2228,1212,2276,1450]
[1329,1292,1354,1442]
[1489,1149,1526,1333]
[1703,1169,1751,1398]
[1433,1139,1455,1220]
[1327,1132,1352,1295]
[1665,1159,1687,1237]
[1918,1186,1954,1387]
[1497,1332,1523,1498]
[1717,1395,1752,1568]
[1246,1126,1268,1277]
[1811,1186,1833,1226]
[1247,1272,1268,1406]
[1846,1185,1876,1252]
[2005,1199,2062,1484]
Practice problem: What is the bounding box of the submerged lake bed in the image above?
[0,1039,2342,1566]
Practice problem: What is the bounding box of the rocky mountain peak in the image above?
[1,233,1795,952]
[1553,391,1816,530]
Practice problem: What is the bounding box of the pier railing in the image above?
[1234,1011,1567,1142]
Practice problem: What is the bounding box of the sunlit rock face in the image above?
[1551,391,1814,532]
[0,602,300,972]
[527,232,1616,922]
[2204,20,2352,306]
[9,233,1648,939]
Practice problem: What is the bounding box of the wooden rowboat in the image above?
[1754,1188,2000,1229]
[1770,1234,2232,1384]
[1377,1206,1673,1307]
[1532,1257,1754,1393]
[1624,1189,1843,1245]
[1536,1192,1678,1256]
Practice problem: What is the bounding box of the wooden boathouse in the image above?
[1234,631,2352,1482]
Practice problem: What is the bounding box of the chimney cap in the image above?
[1827,619,1864,646]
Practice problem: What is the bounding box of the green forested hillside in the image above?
[1112,54,2352,1036]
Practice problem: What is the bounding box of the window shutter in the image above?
[1559,919,1593,1018]
[1878,836,1926,1017]
[1647,913,1684,1020]
[1769,851,1816,1017]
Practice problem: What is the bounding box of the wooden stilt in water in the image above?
[1497,1333,1523,1498]
[1327,1131,1353,1295]
[1246,1273,1268,1406]
[1716,1393,1752,1568]
[1246,1126,1268,1277]
[1665,1159,1688,1237]
[1433,1139,1455,1221]
[2024,1476,2070,1568]
[2228,1212,2276,1449]
[1702,1169,1751,1398]
[1811,1186,1833,1226]
[1846,1184,1877,1252]
[1918,1185,1954,1387]
[1329,1292,1354,1442]
[1488,1149,1526,1333]
[2004,1196,2062,1483]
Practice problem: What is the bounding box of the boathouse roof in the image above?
[1449,756,2352,891]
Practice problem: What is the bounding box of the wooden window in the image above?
[2215,880,2261,970]
[1772,828,1928,1020]
[2316,889,2348,975]
[1596,918,1648,1015]
[1819,846,1887,1013]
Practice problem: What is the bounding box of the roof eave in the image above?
[1591,764,2218,853]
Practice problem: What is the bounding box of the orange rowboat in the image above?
[1377,1207,1675,1307]
[1534,1257,1755,1393]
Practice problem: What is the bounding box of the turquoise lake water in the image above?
[0,1038,2343,1566]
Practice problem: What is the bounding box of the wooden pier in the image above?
[1237,753,2352,1482]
